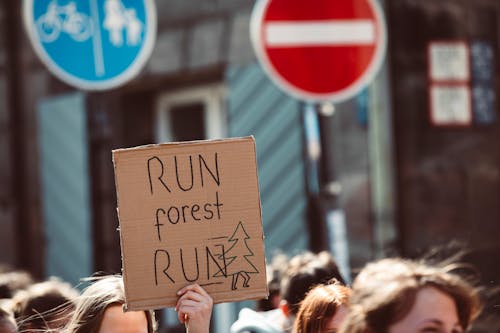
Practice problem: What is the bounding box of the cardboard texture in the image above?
[112,136,268,310]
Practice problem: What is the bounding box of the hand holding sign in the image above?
[176,284,213,333]
[112,137,268,310]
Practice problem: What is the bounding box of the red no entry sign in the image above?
[250,0,387,102]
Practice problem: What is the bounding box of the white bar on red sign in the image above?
[265,20,375,47]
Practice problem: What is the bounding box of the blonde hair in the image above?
[339,258,481,333]
[62,275,156,333]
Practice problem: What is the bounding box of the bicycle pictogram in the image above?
[36,1,93,43]
[25,0,156,90]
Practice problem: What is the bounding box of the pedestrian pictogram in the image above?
[24,0,156,90]
[250,0,387,102]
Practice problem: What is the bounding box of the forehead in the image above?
[388,286,460,332]
[0,321,17,333]
[411,287,457,316]
[98,305,148,333]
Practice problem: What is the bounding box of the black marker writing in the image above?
[147,156,171,194]
[147,153,221,195]
[154,250,175,285]
[199,153,220,186]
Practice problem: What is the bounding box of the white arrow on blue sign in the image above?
[23,0,156,90]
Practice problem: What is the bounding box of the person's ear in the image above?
[271,294,281,309]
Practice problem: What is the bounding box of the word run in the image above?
[147,153,221,194]
[154,244,228,285]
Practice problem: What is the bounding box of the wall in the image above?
[0,3,16,268]
[388,1,500,327]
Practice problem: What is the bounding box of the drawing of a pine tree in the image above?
[223,221,259,290]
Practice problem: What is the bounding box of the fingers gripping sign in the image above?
[176,284,213,333]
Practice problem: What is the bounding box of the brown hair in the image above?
[61,275,156,333]
[257,252,288,311]
[339,258,481,333]
[294,281,351,333]
[281,251,345,315]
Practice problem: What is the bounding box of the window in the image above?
[155,84,226,143]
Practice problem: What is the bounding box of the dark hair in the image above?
[340,258,481,333]
[12,277,79,332]
[294,281,350,333]
[62,275,156,333]
[281,251,345,315]
[256,252,288,311]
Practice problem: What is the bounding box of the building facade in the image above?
[0,0,499,330]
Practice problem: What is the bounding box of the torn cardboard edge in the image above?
[112,136,256,155]
[124,288,268,312]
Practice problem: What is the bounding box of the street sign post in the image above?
[250,0,387,103]
[251,0,387,278]
[23,0,156,90]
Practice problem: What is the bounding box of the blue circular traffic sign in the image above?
[24,0,156,90]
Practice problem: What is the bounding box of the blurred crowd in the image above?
[0,249,491,333]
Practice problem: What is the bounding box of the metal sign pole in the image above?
[303,101,351,283]
[316,102,351,283]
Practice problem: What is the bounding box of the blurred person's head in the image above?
[294,280,350,333]
[0,271,33,299]
[281,251,345,316]
[0,303,17,333]
[230,252,346,333]
[0,265,13,274]
[339,258,481,333]
[256,252,288,312]
[12,277,79,332]
[62,275,156,333]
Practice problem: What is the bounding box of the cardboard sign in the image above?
[112,137,267,310]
